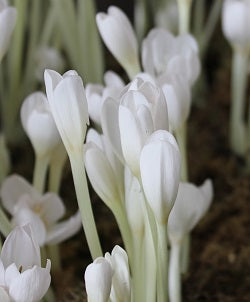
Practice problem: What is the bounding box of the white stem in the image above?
[69,152,102,259]
[156,222,169,302]
[33,154,49,194]
[230,50,249,156]
[169,243,181,302]
[177,0,193,34]
[132,232,144,302]
[180,233,190,274]
[175,123,188,181]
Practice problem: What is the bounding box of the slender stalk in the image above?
[230,50,248,156]
[132,232,144,302]
[69,152,102,259]
[127,62,141,81]
[175,123,188,181]
[0,206,12,237]
[193,0,205,39]
[177,0,193,34]
[169,243,181,302]
[47,245,61,272]
[180,233,190,274]
[33,155,49,194]
[156,222,169,302]
[44,287,56,302]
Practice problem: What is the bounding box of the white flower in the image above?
[86,71,125,127]
[168,179,213,245]
[44,69,89,155]
[35,46,65,82]
[102,76,169,177]
[0,225,51,302]
[0,175,82,246]
[158,73,191,131]
[0,0,16,61]
[21,92,61,158]
[85,257,113,302]
[96,6,140,78]
[222,0,250,52]
[85,128,124,209]
[105,246,131,302]
[140,130,181,224]
[142,28,200,85]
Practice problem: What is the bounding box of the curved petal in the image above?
[0,175,40,215]
[0,260,5,286]
[40,193,65,225]
[5,263,20,288]
[9,260,51,302]
[0,287,11,302]
[45,212,82,245]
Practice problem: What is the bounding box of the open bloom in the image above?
[0,175,81,246]
[86,71,125,127]
[0,0,16,61]
[96,6,140,78]
[44,69,89,155]
[102,76,169,177]
[21,92,61,158]
[168,179,213,245]
[222,0,250,52]
[142,28,200,86]
[0,225,51,302]
[140,130,181,224]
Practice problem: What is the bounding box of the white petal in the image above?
[5,263,20,288]
[44,69,62,103]
[1,225,41,270]
[104,71,125,88]
[40,193,65,225]
[85,257,113,302]
[0,287,10,302]
[0,175,40,215]
[9,260,51,302]
[45,212,82,245]
[0,260,5,286]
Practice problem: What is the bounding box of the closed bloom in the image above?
[0,225,51,302]
[142,28,200,85]
[85,128,124,208]
[0,0,16,61]
[105,246,131,302]
[96,6,140,79]
[21,92,61,158]
[0,175,82,246]
[222,0,250,52]
[86,71,125,127]
[85,257,113,302]
[168,179,213,245]
[140,130,181,224]
[44,69,89,155]
[102,76,169,177]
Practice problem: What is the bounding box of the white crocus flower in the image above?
[35,46,65,82]
[102,76,169,177]
[44,69,89,155]
[168,179,214,245]
[85,257,113,302]
[0,225,51,302]
[140,130,181,224]
[105,246,131,302]
[96,6,141,79]
[86,71,125,127]
[158,73,191,131]
[222,0,250,52]
[0,0,16,62]
[142,28,200,86]
[85,128,124,209]
[21,92,61,159]
[0,175,81,246]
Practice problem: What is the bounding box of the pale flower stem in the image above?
[0,206,12,237]
[193,0,205,39]
[113,205,133,265]
[70,153,102,259]
[49,154,66,193]
[156,222,169,302]
[175,123,188,182]
[177,0,193,34]
[47,245,61,272]
[230,50,248,156]
[180,233,190,274]
[169,243,181,302]
[33,154,49,194]
[127,62,141,81]
[44,287,56,302]
[132,233,144,302]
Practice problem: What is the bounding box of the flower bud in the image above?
[140,130,181,224]
[85,257,113,302]
[96,6,140,78]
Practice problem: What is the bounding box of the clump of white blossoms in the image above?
[0,225,51,302]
